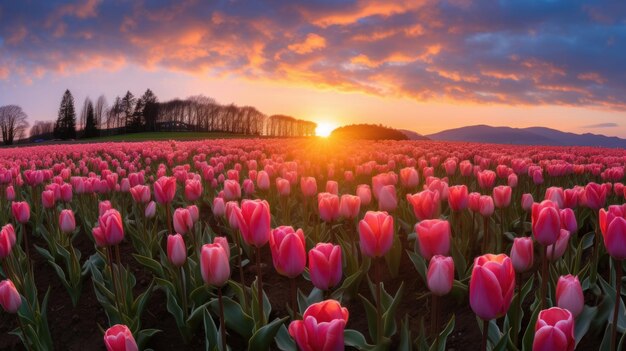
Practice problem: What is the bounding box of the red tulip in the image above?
[469,254,515,320]
[270,226,306,278]
[510,237,534,273]
[184,179,203,201]
[173,207,193,234]
[448,185,469,212]
[0,279,21,314]
[59,209,76,233]
[599,206,626,260]
[559,208,577,234]
[154,176,177,204]
[200,243,230,287]
[359,211,394,258]
[532,200,561,246]
[0,224,16,259]
[98,209,124,246]
[556,275,584,318]
[288,299,349,351]
[318,192,340,222]
[356,184,372,206]
[406,189,440,221]
[167,234,187,267]
[427,255,454,296]
[468,192,481,212]
[547,229,570,261]
[11,201,30,224]
[581,182,606,210]
[235,199,271,247]
[130,185,151,204]
[416,219,451,260]
[563,189,579,209]
[377,184,398,212]
[533,307,575,351]
[507,173,518,188]
[300,177,318,197]
[339,194,361,219]
[308,243,342,290]
[493,186,512,208]
[103,324,138,351]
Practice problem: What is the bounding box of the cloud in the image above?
[582,122,619,128]
[0,0,625,109]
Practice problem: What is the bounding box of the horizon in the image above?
[1,1,626,138]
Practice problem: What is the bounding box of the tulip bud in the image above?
[416,219,451,260]
[103,324,138,351]
[11,201,30,224]
[167,234,187,267]
[479,195,494,217]
[0,224,16,259]
[154,176,177,204]
[300,177,317,197]
[98,209,124,246]
[339,194,361,219]
[318,192,340,222]
[427,255,454,296]
[288,300,349,351]
[270,226,306,278]
[235,199,271,247]
[356,184,372,206]
[144,201,156,218]
[200,243,230,287]
[59,209,76,233]
[470,254,515,320]
[173,207,193,234]
[448,185,469,212]
[358,211,394,258]
[533,307,575,351]
[493,186,512,208]
[0,280,21,314]
[184,179,203,201]
[187,205,199,223]
[521,193,534,212]
[532,200,561,246]
[223,180,241,201]
[212,197,226,217]
[556,275,584,318]
[510,237,534,273]
[406,189,440,221]
[308,243,342,290]
[377,184,398,212]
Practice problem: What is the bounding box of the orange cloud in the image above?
[288,34,327,54]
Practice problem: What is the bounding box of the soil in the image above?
[0,214,606,351]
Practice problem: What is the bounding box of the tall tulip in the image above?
[406,189,440,221]
[200,242,230,351]
[288,299,349,351]
[356,184,372,206]
[154,176,176,204]
[167,234,186,267]
[270,226,306,278]
[448,185,469,212]
[300,176,318,197]
[308,243,342,291]
[510,237,534,273]
[173,207,193,235]
[59,209,76,233]
[339,194,361,219]
[427,255,454,335]
[318,192,340,223]
[415,219,451,260]
[556,275,584,318]
[377,184,397,212]
[359,211,394,258]
[533,308,575,351]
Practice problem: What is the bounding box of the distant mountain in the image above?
[426,125,626,148]
[330,124,408,140]
[399,129,430,141]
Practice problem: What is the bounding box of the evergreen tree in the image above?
[121,91,136,132]
[83,100,98,138]
[55,89,77,139]
[141,89,159,131]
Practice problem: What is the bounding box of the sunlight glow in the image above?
[315,122,336,137]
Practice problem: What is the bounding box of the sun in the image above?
[315,122,336,137]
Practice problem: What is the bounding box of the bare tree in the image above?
[0,105,29,145]
[30,121,55,138]
[94,95,108,129]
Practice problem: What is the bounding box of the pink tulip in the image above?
[308,243,342,290]
[339,194,361,219]
[468,192,481,212]
[581,182,606,210]
[400,167,420,189]
[556,275,584,318]
[154,176,177,204]
[0,280,21,314]
[427,255,454,296]
[98,209,124,246]
[187,205,199,223]
[406,189,440,221]
[270,226,306,278]
[448,185,469,212]
[563,189,579,209]
[130,185,151,204]
[223,180,241,201]
[11,201,30,224]
[103,324,138,351]
[256,170,270,190]
[300,177,318,197]
[235,199,271,247]
[469,254,515,320]
[479,195,494,217]
[173,208,193,234]
[545,187,564,209]
[599,206,626,260]
[560,208,577,234]
[184,179,203,201]
[546,229,570,261]
[356,184,372,206]
[533,307,575,351]
[416,219,451,260]
[144,201,156,218]
[507,173,518,187]
[213,236,230,260]
[99,200,113,216]
[325,180,339,195]
[0,224,16,259]
[477,170,496,189]
[288,299,349,351]
[276,178,291,196]
[200,243,230,287]
[212,197,226,217]
[510,237,534,273]
[359,211,394,258]
[5,186,15,201]
[167,234,187,267]
[493,186,512,208]
[532,200,561,246]
[59,209,76,233]
[377,184,397,212]
[60,183,73,202]
[318,192,340,222]
[522,193,534,212]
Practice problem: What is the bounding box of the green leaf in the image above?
[275,325,296,351]
[344,329,376,350]
[575,305,596,345]
[209,296,254,339]
[406,249,427,285]
[133,254,165,277]
[247,317,288,351]
[429,315,455,351]
[203,307,218,351]
[522,302,541,351]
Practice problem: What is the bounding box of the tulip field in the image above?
[1,138,626,351]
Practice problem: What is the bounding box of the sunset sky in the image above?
[1,1,626,137]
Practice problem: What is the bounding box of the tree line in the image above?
[21,89,317,143]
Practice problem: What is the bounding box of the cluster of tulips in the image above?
[0,138,625,350]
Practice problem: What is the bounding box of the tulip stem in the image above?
[499,208,505,253]
[16,315,33,351]
[166,204,173,234]
[481,319,489,351]
[233,230,248,310]
[218,287,227,351]
[482,216,489,253]
[179,266,188,319]
[541,245,548,310]
[107,247,122,319]
[513,273,522,347]
[431,294,439,339]
[20,223,32,278]
[290,277,297,317]
[612,259,622,351]
[375,258,383,344]
[256,246,264,325]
